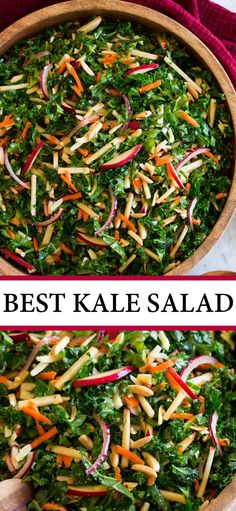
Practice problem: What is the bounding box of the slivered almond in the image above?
[131,436,153,449]
[128,230,143,246]
[131,464,157,477]
[129,385,153,397]
[142,451,160,472]
[138,396,155,418]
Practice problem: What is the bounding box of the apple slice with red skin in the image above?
[77,232,109,248]
[73,365,134,387]
[125,64,159,76]
[100,144,142,170]
[67,485,107,497]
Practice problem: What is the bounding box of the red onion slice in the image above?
[61,102,76,115]
[187,197,198,229]
[23,338,51,372]
[67,114,100,140]
[40,63,53,99]
[10,332,30,343]
[166,162,184,189]
[86,414,110,475]
[210,410,222,455]
[125,64,159,76]
[5,453,16,473]
[35,51,51,58]
[122,94,131,116]
[126,121,141,131]
[13,452,35,479]
[168,367,198,400]
[176,148,210,172]
[181,355,219,382]
[0,248,35,272]
[35,208,65,227]
[21,141,45,176]
[95,188,117,236]
[4,149,30,190]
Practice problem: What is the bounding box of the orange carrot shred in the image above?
[0,136,9,147]
[165,368,182,392]
[155,155,173,166]
[43,504,68,511]
[72,85,82,98]
[36,424,45,436]
[114,230,120,241]
[78,147,89,157]
[11,217,21,226]
[139,79,162,94]
[62,191,82,202]
[60,174,78,192]
[178,110,199,127]
[123,394,139,408]
[96,71,101,83]
[60,243,74,255]
[33,236,39,252]
[0,376,9,385]
[205,151,219,164]
[82,210,89,222]
[0,114,15,129]
[66,62,83,92]
[170,413,194,420]
[21,121,32,139]
[114,445,144,465]
[132,178,143,189]
[63,455,73,468]
[119,213,137,233]
[5,227,15,240]
[147,359,176,374]
[37,371,57,381]
[57,57,75,75]
[114,466,122,482]
[31,426,58,449]
[22,407,52,425]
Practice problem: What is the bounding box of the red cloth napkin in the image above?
[0,0,235,87]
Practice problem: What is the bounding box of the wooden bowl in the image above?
[0,0,236,276]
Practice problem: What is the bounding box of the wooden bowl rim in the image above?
[0,0,236,277]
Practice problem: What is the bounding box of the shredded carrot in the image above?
[170,413,194,420]
[5,227,15,240]
[63,455,73,468]
[21,121,32,139]
[102,54,118,66]
[114,230,120,241]
[62,191,82,202]
[139,355,151,372]
[159,382,167,391]
[37,371,57,381]
[147,359,176,374]
[38,225,43,234]
[205,151,219,164]
[195,480,200,492]
[73,85,82,98]
[36,424,45,436]
[57,57,75,75]
[43,504,68,511]
[165,368,182,392]
[114,445,144,465]
[119,213,137,233]
[96,71,101,83]
[33,236,39,252]
[123,394,139,408]
[115,466,122,482]
[219,438,230,446]
[143,262,147,273]
[215,192,227,200]
[78,147,89,157]
[198,396,205,414]
[0,114,15,129]
[0,376,9,385]
[139,79,162,94]
[22,407,52,425]
[60,243,74,255]
[109,88,121,96]
[56,454,63,464]
[82,210,89,222]
[214,362,224,368]
[31,426,58,449]
[11,217,21,226]
[77,209,83,220]
[155,155,173,166]
[178,110,199,127]
[66,62,83,92]
[0,136,9,147]
[192,218,201,225]
[132,178,143,189]
[60,174,78,192]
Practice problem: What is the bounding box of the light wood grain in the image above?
[0,479,34,511]
[0,0,235,276]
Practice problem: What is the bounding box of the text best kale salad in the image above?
[0,330,235,510]
[0,17,233,274]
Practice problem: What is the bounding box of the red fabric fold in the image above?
[0,0,235,86]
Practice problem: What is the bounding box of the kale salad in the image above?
[0,17,233,275]
[0,329,235,511]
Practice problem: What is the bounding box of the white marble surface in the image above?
[188,0,236,274]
